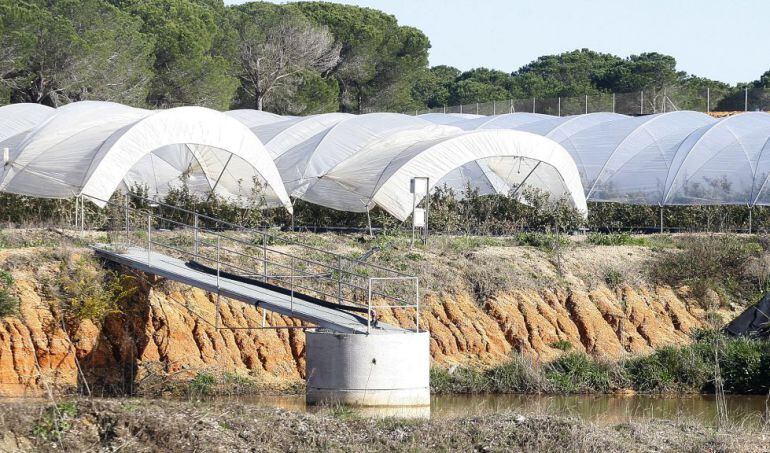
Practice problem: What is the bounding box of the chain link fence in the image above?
[404,87,770,117]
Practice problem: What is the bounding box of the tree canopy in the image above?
[0,1,765,114]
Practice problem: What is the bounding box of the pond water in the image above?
[225,393,770,426]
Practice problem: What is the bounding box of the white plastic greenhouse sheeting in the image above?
[455,111,716,204]
[276,113,462,198]
[251,113,353,159]
[417,112,484,125]
[225,109,285,129]
[300,128,587,220]
[663,112,770,206]
[457,112,553,131]
[0,103,55,182]
[0,101,292,212]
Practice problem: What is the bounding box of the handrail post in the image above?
[147,212,151,265]
[415,277,420,333]
[290,256,295,313]
[262,232,267,282]
[216,235,221,289]
[367,278,372,334]
[193,213,199,257]
[337,255,342,304]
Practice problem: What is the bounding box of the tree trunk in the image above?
[256,94,264,111]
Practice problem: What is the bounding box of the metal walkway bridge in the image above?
[77,194,420,334]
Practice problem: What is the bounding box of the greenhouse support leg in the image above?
[749,206,753,234]
[659,206,664,233]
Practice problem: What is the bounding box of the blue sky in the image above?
[224,0,769,85]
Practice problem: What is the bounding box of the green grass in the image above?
[0,271,19,317]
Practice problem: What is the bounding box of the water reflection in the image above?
[231,393,769,426]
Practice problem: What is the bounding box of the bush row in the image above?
[431,333,770,395]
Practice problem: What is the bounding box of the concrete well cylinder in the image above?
[305,330,430,406]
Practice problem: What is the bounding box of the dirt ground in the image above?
[0,398,767,452]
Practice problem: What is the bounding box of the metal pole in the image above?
[707,87,711,113]
[147,213,152,265]
[558,97,561,117]
[659,205,664,233]
[585,94,588,114]
[612,93,616,113]
[74,195,79,233]
[532,97,536,113]
[443,105,446,114]
[262,232,267,282]
[640,90,644,115]
[124,193,130,247]
[215,293,220,330]
[424,177,430,245]
[366,209,373,236]
[459,104,462,114]
[493,100,496,115]
[193,213,199,256]
[415,278,420,333]
[749,205,753,234]
[745,87,749,111]
[510,99,513,113]
[80,195,85,236]
[475,102,479,114]
[290,256,295,313]
[216,235,220,289]
[337,255,342,303]
[367,278,372,334]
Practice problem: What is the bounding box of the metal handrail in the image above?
[80,193,421,333]
[127,193,414,278]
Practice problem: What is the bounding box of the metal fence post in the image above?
[585,94,588,114]
[640,90,644,115]
[532,97,535,113]
[612,93,616,113]
[557,97,561,117]
[492,100,496,115]
[745,87,749,111]
[707,87,711,113]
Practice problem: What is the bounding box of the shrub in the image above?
[544,353,622,393]
[586,232,648,246]
[32,402,78,441]
[623,345,711,393]
[486,355,549,393]
[603,269,624,289]
[550,340,573,351]
[515,232,568,249]
[189,372,216,397]
[0,271,19,317]
[649,235,764,305]
[48,257,136,331]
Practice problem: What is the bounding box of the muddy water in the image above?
[227,393,770,425]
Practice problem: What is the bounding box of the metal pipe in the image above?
[147,213,152,265]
